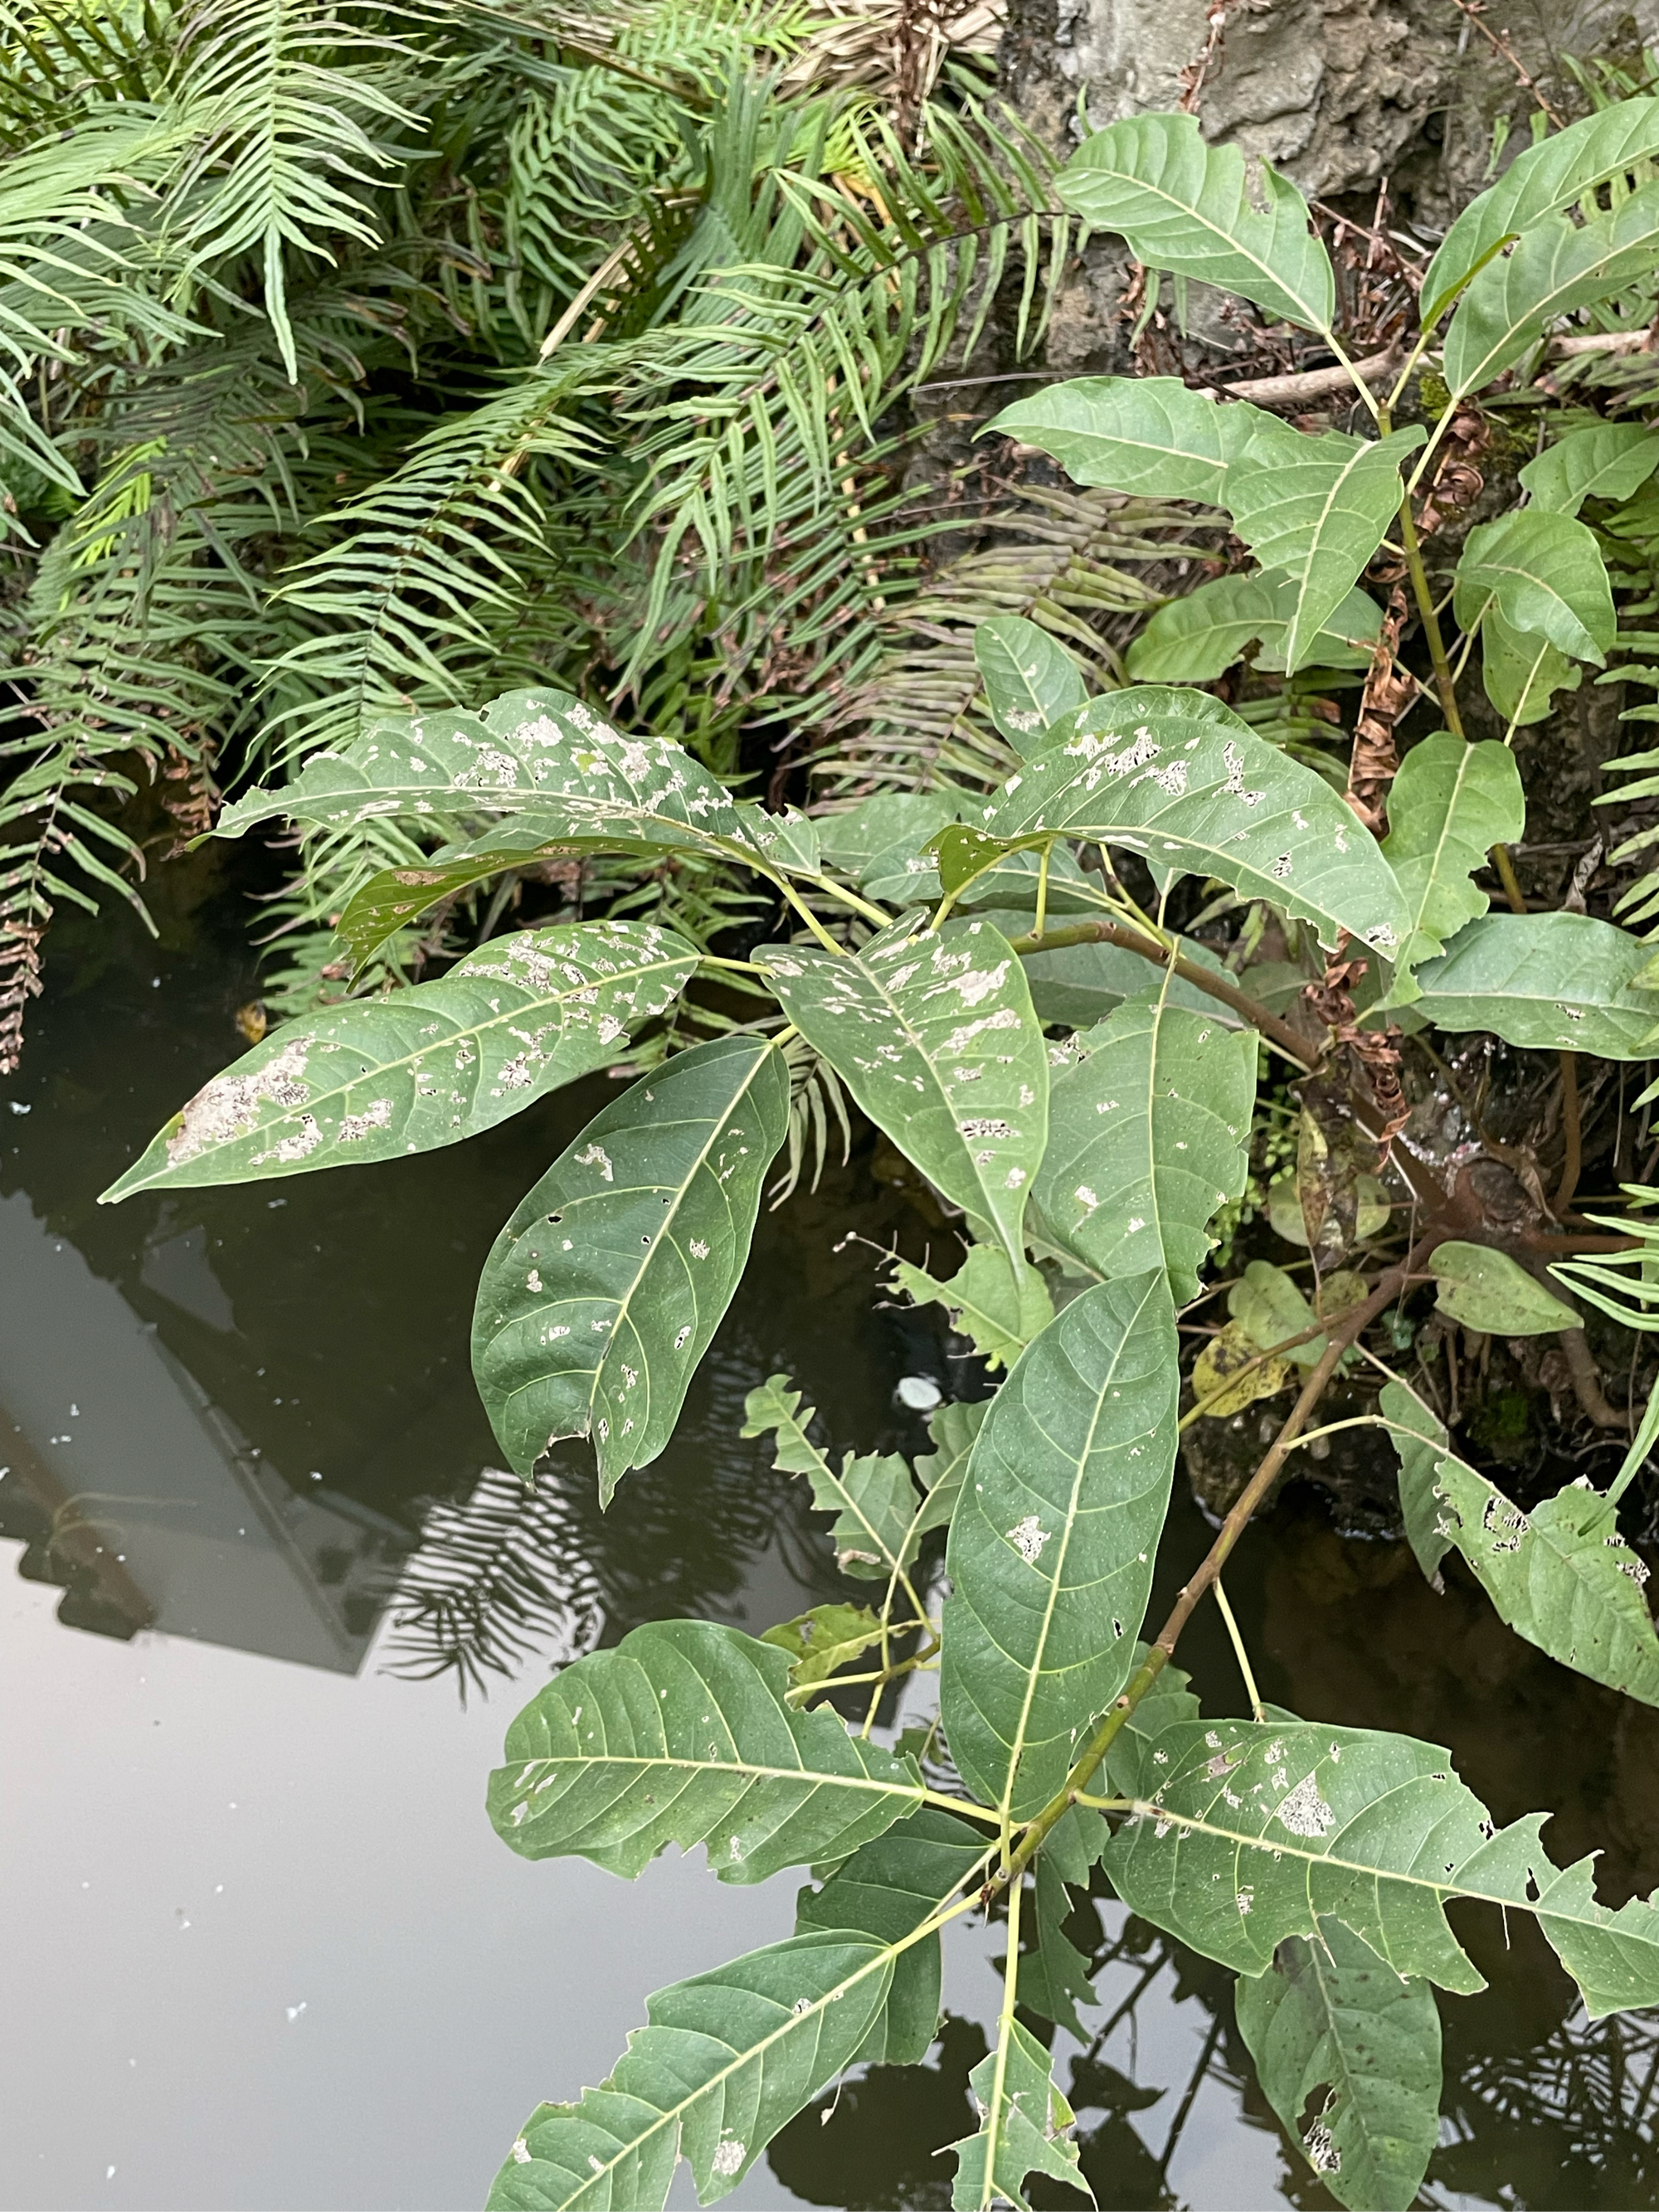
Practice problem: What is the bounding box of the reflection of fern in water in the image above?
[1438,2006,1659,2205]
[381,1466,605,1702]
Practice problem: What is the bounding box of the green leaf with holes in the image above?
[742,1373,920,1580]
[1055,112,1335,333]
[975,615,1089,756]
[472,1033,788,1500]
[761,1604,886,1690]
[948,2017,1087,2212]
[1443,182,1659,398]
[1381,734,1525,968]
[1032,996,1257,1304]
[759,917,1048,1271]
[1402,912,1659,1059]
[487,1619,923,1879]
[1380,1382,1659,1706]
[1126,573,1381,683]
[942,1272,1179,1819]
[1453,510,1616,667]
[1103,1715,1659,2015]
[1224,427,1424,673]
[1236,1917,1442,2212]
[983,690,1410,956]
[100,921,698,1200]
[1422,98,1659,323]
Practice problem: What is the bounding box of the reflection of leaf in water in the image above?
[381,1466,605,1701]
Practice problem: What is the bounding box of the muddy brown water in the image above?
[2,878,1657,2210]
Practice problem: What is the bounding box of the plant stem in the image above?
[1007,917,1316,1070]
[976,1866,1025,2206]
[1398,497,1465,739]
[1213,1578,1264,1722]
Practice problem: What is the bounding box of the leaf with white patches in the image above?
[472,1033,788,1500]
[488,1619,924,1879]
[101,921,697,1200]
[983,689,1409,956]
[942,1273,1180,1819]
[1379,1382,1659,1707]
[1401,912,1659,1059]
[975,615,1089,756]
[1031,996,1258,1304]
[1236,1918,1442,2212]
[1103,1715,1659,2017]
[759,918,1048,1271]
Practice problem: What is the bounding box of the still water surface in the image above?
[3,882,1658,2210]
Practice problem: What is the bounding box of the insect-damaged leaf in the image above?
[1055,112,1336,335]
[1032,996,1257,1304]
[741,1373,919,1579]
[1520,421,1659,518]
[472,1033,788,1500]
[1103,1714,1659,2017]
[1443,181,1659,399]
[974,615,1089,756]
[488,1929,894,2210]
[1380,734,1525,968]
[795,1808,990,2066]
[888,1243,1053,1372]
[487,1619,923,1879]
[1402,912,1659,1059]
[1236,1917,1442,2212]
[1421,97,1659,324]
[1191,1320,1292,1417]
[1224,426,1425,675]
[982,689,1409,958]
[759,918,1048,1272]
[100,921,698,1200]
[760,1603,885,1690]
[948,2017,1087,2212]
[1126,573,1381,683]
[942,1272,1179,1820]
[1453,510,1616,667]
[1018,1856,1097,2039]
[986,373,1262,504]
[216,686,770,858]
[1380,1382,1659,1707]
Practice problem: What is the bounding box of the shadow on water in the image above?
[4,867,1659,2208]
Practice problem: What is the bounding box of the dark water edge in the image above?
[2,873,1657,2211]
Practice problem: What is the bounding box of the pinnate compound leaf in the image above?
[985,374,1259,503]
[1033,997,1257,1303]
[795,1808,990,2065]
[1453,510,1616,667]
[1428,1240,1579,1334]
[741,1374,918,1578]
[487,1619,923,1879]
[1105,1716,1659,2014]
[1380,735,1525,965]
[1056,112,1335,334]
[1224,428,1425,673]
[942,1273,1180,1819]
[488,1929,894,2210]
[983,692,1409,958]
[889,1244,1053,1372]
[1380,1382,1659,1706]
[949,2017,1089,2212]
[1403,912,1659,1059]
[472,1033,788,1498]
[761,1603,886,1690]
[1236,1918,1441,2212]
[101,921,697,1201]
[1126,573,1380,683]
[975,616,1088,755]
[1443,182,1659,398]
[1422,97,1659,323]
[1520,421,1659,517]
[760,918,1048,1271]
[216,688,766,858]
